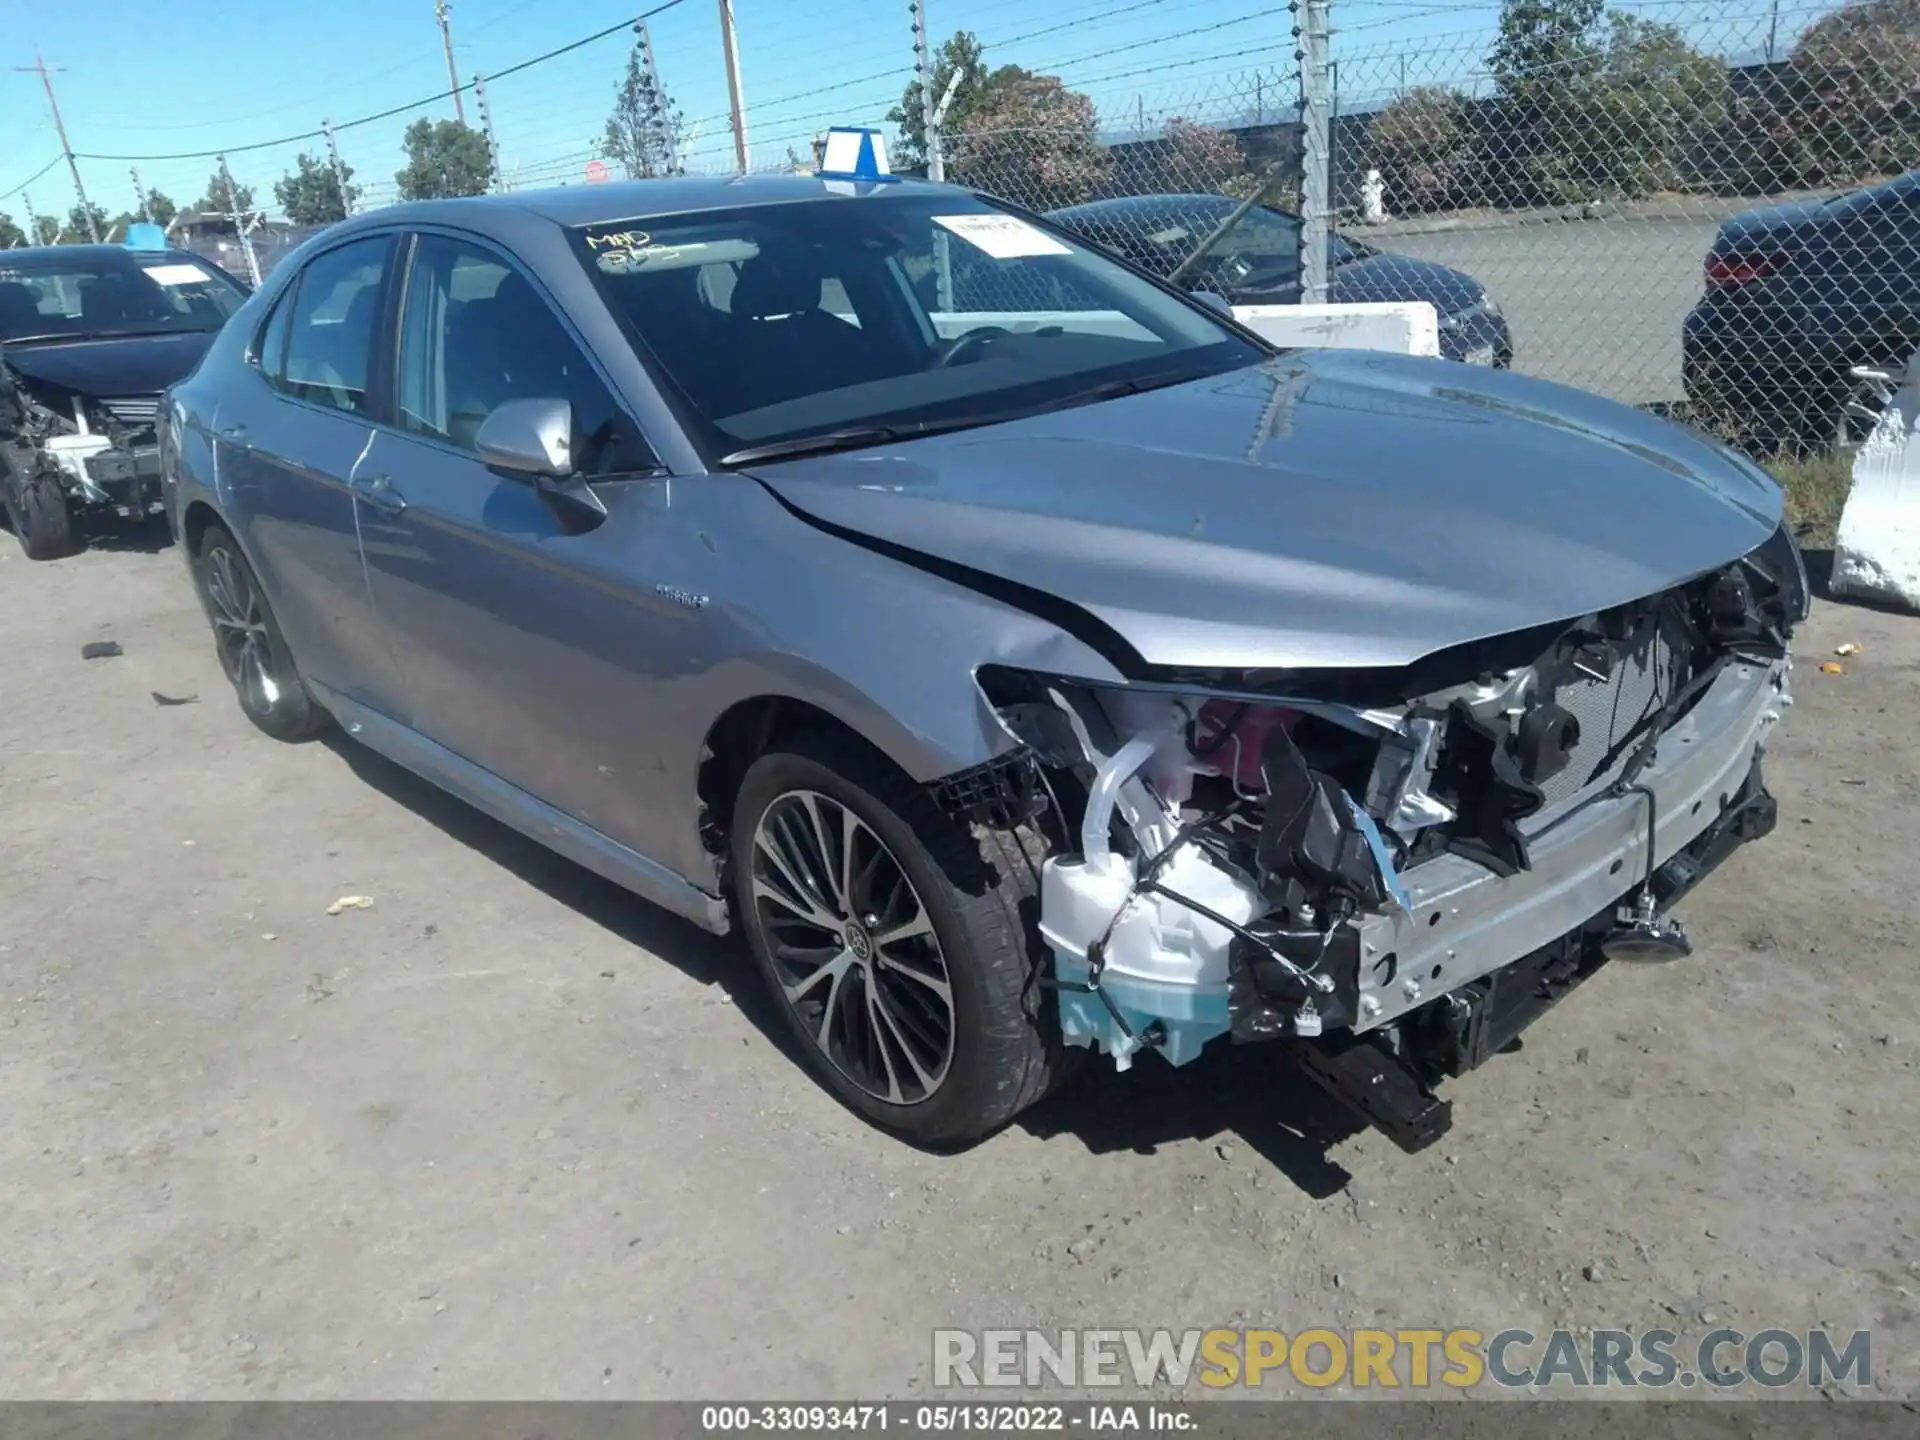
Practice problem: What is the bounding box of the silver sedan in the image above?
[162,175,1805,1151]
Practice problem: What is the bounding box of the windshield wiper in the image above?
[720,366,1225,467]
[719,426,907,465]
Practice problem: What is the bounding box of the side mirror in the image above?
[476,396,576,479]
[474,396,608,531]
[1192,290,1233,317]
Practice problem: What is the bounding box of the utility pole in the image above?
[718,0,750,172]
[321,120,355,216]
[435,0,467,125]
[217,154,261,287]
[472,74,501,191]
[1294,0,1332,304]
[16,54,99,242]
[636,19,680,175]
[131,167,150,223]
[21,191,43,246]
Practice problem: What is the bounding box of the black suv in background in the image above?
[1684,169,1920,451]
[1,244,248,559]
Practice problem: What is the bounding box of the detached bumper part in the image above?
[1290,760,1776,1153]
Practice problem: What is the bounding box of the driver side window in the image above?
[396,234,657,476]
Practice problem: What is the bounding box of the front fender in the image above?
[645,474,1127,885]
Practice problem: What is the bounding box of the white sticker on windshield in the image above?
[932,213,1072,260]
[142,264,209,286]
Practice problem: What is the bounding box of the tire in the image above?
[5,473,75,560]
[192,522,327,742]
[730,732,1069,1147]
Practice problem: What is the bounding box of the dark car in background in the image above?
[1047,193,1512,367]
[1,244,249,558]
[1684,169,1920,452]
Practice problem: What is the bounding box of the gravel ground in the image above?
[2,531,1918,1402]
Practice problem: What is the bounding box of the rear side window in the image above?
[254,284,295,380]
[278,237,391,415]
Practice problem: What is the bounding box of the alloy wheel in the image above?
[204,545,282,716]
[750,789,955,1106]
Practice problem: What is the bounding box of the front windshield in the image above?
[0,253,247,344]
[570,192,1265,460]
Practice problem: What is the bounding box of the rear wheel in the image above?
[193,523,327,742]
[730,733,1066,1146]
[4,472,76,560]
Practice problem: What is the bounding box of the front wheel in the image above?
[730,734,1067,1146]
[192,522,327,742]
[5,473,75,560]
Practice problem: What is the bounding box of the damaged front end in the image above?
[971,524,1806,1151]
[0,359,168,525]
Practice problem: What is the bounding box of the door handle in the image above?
[217,423,250,450]
[352,473,408,516]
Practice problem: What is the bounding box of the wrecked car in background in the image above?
[160,175,1805,1153]
[2,235,247,558]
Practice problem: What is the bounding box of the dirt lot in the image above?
[2,530,1918,1403]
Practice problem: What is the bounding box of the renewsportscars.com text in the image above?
[932,1327,1871,1392]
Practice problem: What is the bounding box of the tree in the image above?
[1486,0,1726,205]
[1577,15,1728,197]
[948,69,1111,210]
[1161,117,1250,193]
[275,152,357,225]
[144,190,178,228]
[603,41,684,179]
[888,30,990,172]
[33,216,60,246]
[0,212,24,248]
[197,167,256,219]
[1491,0,1606,103]
[67,201,109,241]
[1368,87,1485,216]
[396,118,494,201]
[1782,0,1920,185]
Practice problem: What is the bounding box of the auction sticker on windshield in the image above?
[933,213,1072,260]
[142,264,212,286]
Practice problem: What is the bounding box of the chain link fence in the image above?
[932,0,1916,457]
[32,0,1906,459]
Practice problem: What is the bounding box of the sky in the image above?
[0,0,1829,232]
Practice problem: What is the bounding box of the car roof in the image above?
[328,173,966,234]
[0,244,207,269]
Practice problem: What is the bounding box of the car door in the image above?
[223,233,407,718]
[354,228,706,856]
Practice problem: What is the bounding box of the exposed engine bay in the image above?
[0,352,167,530]
[958,523,1808,1150]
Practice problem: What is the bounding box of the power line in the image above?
[1,154,65,202]
[70,0,689,163]
[989,0,1177,51]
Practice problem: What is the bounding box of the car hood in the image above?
[747,351,1782,673]
[1232,253,1485,316]
[0,329,216,399]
